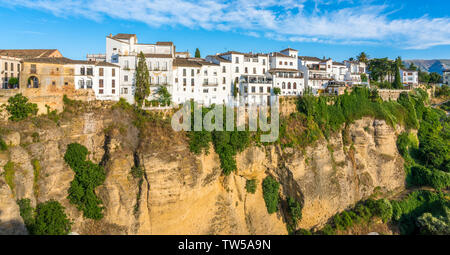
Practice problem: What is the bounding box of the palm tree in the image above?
[357,52,369,63]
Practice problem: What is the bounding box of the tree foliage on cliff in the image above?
[64,143,106,220]
[5,93,38,121]
[134,52,150,107]
[262,176,280,214]
[17,198,72,235]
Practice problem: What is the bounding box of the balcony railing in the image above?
[243,79,272,84]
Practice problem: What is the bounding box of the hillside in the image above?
[403,59,450,74]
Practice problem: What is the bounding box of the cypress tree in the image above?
[195,48,201,58]
[393,63,402,89]
[135,52,150,107]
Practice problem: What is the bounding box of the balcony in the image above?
[243,78,272,84]
[202,81,218,86]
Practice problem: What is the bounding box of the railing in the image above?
[243,79,272,84]
[202,82,218,86]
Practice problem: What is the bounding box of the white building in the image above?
[269,49,304,97]
[299,56,332,94]
[0,55,21,89]
[344,60,368,85]
[73,61,120,101]
[172,58,231,106]
[105,33,175,104]
[400,69,419,87]
[443,69,450,85]
[331,61,347,82]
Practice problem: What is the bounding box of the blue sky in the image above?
[0,0,449,61]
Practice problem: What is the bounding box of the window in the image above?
[191,69,194,76]
[175,78,178,83]
[112,69,115,77]
[282,82,286,89]
[204,70,208,76]
[244,86,248,93]
[99,79,104,88]
[251,86,255,93]
[245,67,248,73]
[223,77,226,84]
[267,87,270,93]
[52,81,56,86]
[263,59,266,65]
[290,62,293,66]
[253,68,256,74]
[235,67,239,73]
[124,75,128,82]
[191,78,194,86]
[259,87,263,93]
[222,66,226,73]
[11,63,14,72]
[112,89,115,94]
[99,89,104,94]
[279,61,282,65]
[203,89,208,93]
[79,80,85,89]
[183,78,187,86]
[80,67,85,75]
[31,64,37,74]
[288,82,291,89]
[122,88,128,94]
[87,68,93,76]
[4,62,7,71]
[293,82,297,89]
[235,57,239,63]
[284,62,288,65]
[112,80,115,88]
[99,68,104,76]
[17,64,20,72]
[263,68,266,74]
[183,69,186,76]
[65,82,68,86]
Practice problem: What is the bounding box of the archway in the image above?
[27,76,39,88]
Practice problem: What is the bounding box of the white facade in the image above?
[269,49,304,97]
[400,69,419,87]
[73,62,120,101]
[299,56,332,94]
[0,56,21,89]
[344,60,368,85]
[444,70,450,85]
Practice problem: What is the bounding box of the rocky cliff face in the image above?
[0,106,405,235]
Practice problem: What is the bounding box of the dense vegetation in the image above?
[17,198,72,235]
[64,143,106,220]
[187,104,251,175]
[245,179,257,194]
[4,93,38,121]
[262,176,280,214]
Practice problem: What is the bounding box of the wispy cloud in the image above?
[3,0,450,49]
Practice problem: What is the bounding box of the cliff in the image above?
[0,105,406,234]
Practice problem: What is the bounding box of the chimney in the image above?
[109,33,112,38]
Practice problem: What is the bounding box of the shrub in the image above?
[410,165,450,190]
[4,161,15,191]
[295,228,312,235]
[245,179,257,194]
[0,138,7,151]
[262,176,280,214]
[287,197,303,226]
[131,166,144,179]
[33,200,72,235]
[64,143,105,220]
[17,198,35,231]
[366,198,393,223]
[32,159,41,198]
[5,93,38,121]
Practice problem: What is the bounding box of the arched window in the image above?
[282,82,285,89]
[293,82,297,89]
[27,76,39,88]
[288,82,291,89]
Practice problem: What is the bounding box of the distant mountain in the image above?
[403,59,450,74]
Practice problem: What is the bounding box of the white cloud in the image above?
[3,0,450,49]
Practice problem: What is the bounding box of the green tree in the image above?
[157,86,172,106]
[393,62,402,89]
[5,93,38,121]
[262,176,280,214]
[408,62,418,71]
[418,68,430,84]
[195,48,201,58]
[429,72,442,84]
[357,52,369,63]
[273,87,281,95]
[33,200,72,235]
[8,77,19,88]
[245,179,257,194]
[134,52,150,107]
[287,197,303,226]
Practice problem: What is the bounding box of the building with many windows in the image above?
[400,69,419,87]
[444,69,450,85]
[0,55,21,89]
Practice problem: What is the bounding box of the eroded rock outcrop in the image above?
[0,107,405,234]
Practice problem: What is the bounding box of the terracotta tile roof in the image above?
[173,58,202,67]
[0,49,62,59]
[271,52,295,58]
[207,55,232,63]
[281,48,298,52]
[112,33,136,40]
[144,53,173,58]
[24,57,119,67]
[156,42,174,46]
[299,56,322,62]
[333,62,346,66]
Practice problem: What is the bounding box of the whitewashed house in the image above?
[299,56,332,94]
[73,61,120,101]
[443,69,450,85]
[400,69,419,87]
[344,60,368,85]
[0,55,21,89]
[269,48,304,97]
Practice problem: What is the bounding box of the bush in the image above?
[245,179,257,194]
[5,93,38,121]
[131,166,144,179]
[287,197,302,226]
[262,176,280,214]
[4,161,15,191]
[64,143,105,220]
[0,138,7,151]
[295,228,312,235]
[366,198,393,223]
[33,200,72,235]
[17,198,35,231]
[410,165,450,190]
